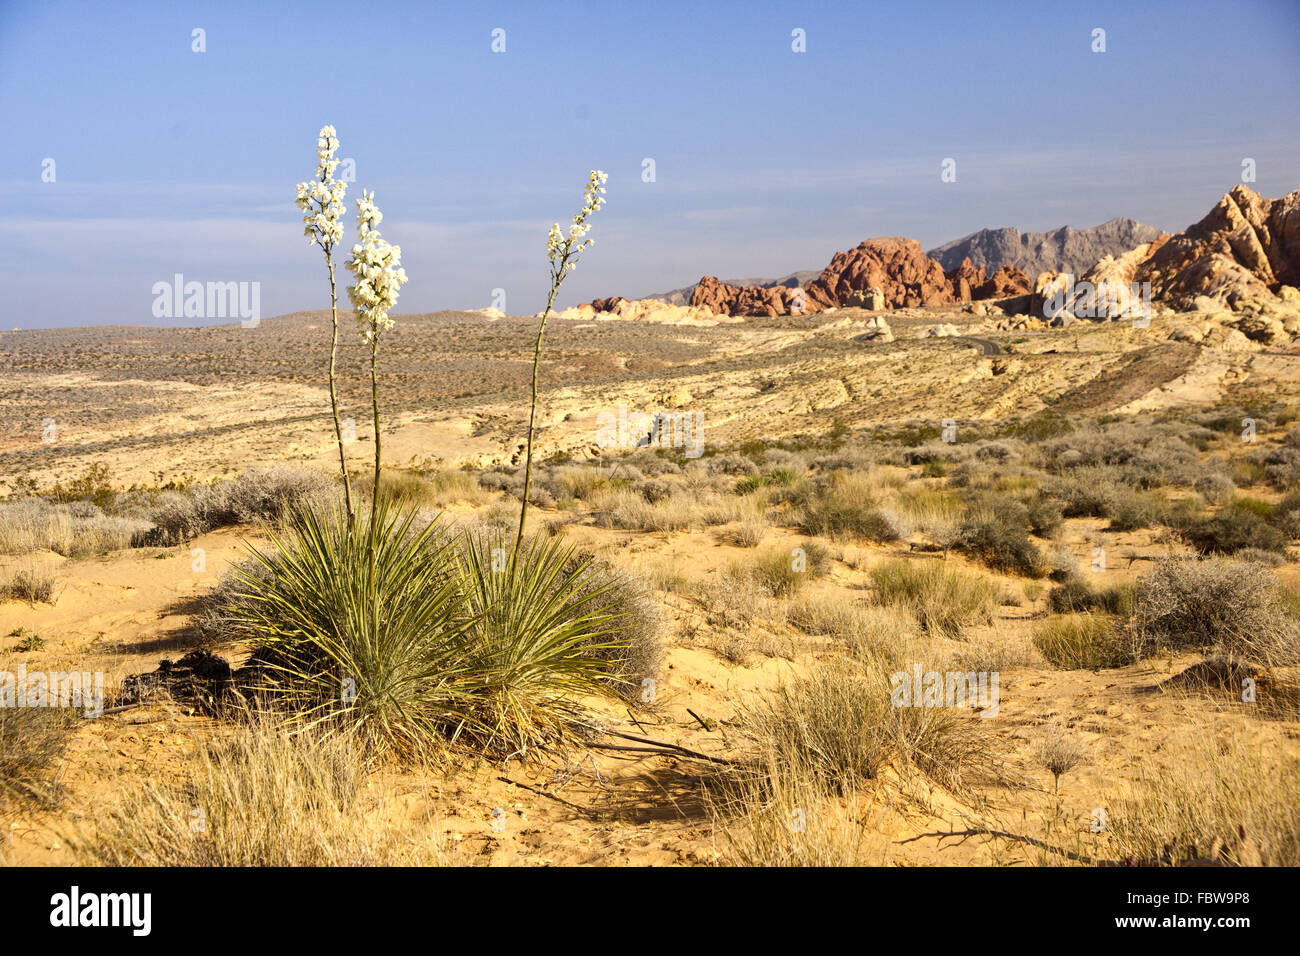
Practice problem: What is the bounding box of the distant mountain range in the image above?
[926,217,1165,278]
[641,217,1163,303]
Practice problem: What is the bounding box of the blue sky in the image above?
[2,0,1298,328]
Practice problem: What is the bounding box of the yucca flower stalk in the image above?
[514,170,607,564]
[345,190,408,502]
[294,124,354,522]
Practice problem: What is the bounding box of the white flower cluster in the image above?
[294,125,347,249]
[346,190,408,341]
[547,170,607,276]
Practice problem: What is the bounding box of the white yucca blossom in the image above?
[346,190,408,341]
[546,169,607,276]
[294,124,347,248]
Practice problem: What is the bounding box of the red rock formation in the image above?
[1135,185,1300,307]
[945,258,986,302]
[802,237,955,311]
[588,296,628,313]
[976,265,1031,299]
[688,276,798,316]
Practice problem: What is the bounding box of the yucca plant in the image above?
[227,495,478,760]
[457,530,626,757]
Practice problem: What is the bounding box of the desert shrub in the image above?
[591,487,694,532]
[1259,446,1300,489]
[1181,503,1289,556]
[1032,613,1137,669]
[223,466,335,524]
[794,471,903,541]
[706,454,759,477]
[1104,488,1169,531]
[868,559,996,638]
[1,563,56,604]
[1193,473,1236,505]
[560,551,664,696]
[79,718,455,866]
[750,542,828,597]
[549,465,609,501]
[1133,557,1300,664]
[1047,468,1118,518]
[1230,457,1270,487]
[720,514,768,547]
[955,501,1047,577]
[1033,724,1087,792]
[1272,491,1300,539]
[741,658,987,794]
[1106,730,1300,866]
[0,499,149,556]
[1047,577,1134,615]
[634,479,673,503]
[1026,496,1064,536]
[138,489,212,545]
[0,690,76,807]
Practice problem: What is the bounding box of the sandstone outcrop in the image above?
[563,297,741,326]
[1133,185,1300,309]
[803,238,954,311]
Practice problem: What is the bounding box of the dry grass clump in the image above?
[0,499,149,557]
[590,487,695,532]
[868,559,996,638]
[78,717,457,866]
[791,470,905,542]
[747,541,830,598]
[1133,557,1300,664]
[718,512,769,547]
[716,751,880,866]
[0,560,57,605]
[377,469,491,509]
[787,597,915,664]
[739,658,991,799]
[1032,613,1137,669]
[1104,729,1300,865]
[0,685,77,807]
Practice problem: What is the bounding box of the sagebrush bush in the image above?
[1133,557,1300,664]
[1181,502,1289,556]
[1104,488,1169,531]
[1047,577,1134,615]
[560,550,664,697]
[956,507,1046,577]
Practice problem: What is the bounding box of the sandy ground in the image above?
[2,306,1299,866]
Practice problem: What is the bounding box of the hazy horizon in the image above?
[3,0,1299,329]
